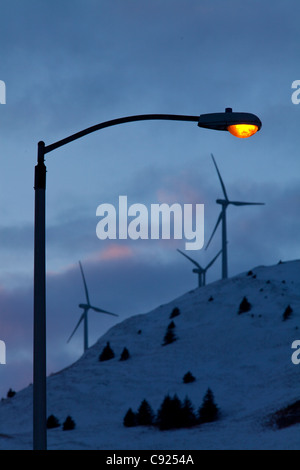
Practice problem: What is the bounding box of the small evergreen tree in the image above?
[283,305,293,321]
[7,388,16,398]
[198,388,219,424]
[170,307,180,319]
[123,408,137,427]
[183,371,196,384]
[162,328,177,346]
[238,296,252,314]
[136,399,155,426]
[47,414,60,429]
[99,341,115,362]
[156,395,172,430]
[167,321,176,330]
[170,394,183,429]
[181,396,197,428]
[120,347,130,361]
[156,394,182,430]
[62,416,76,431]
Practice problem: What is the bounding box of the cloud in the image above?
[95,244,134,261]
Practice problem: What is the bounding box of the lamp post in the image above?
[33,108,261,450]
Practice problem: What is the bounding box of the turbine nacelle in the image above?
[216,198,228,205]
[177,248,222,288]
[79,303,89,309]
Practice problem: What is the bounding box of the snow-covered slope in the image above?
[0,260,300,450]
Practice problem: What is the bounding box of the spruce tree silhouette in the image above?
[62,416,76,431]
[99,341,115,361]
[167,320,176,330]
[137,399,155,426]
[123,408,137,427]
[156,394,182,430]
[181,396,197,428]
[238,296,252,314]
[183,371,196,384]
[170,307,180,319]
[283,305,293,321]
[47,414,60,429]
[119,347,130,361]
[198,388,219,424]
[6,388,16,398]
[162,328,177,346]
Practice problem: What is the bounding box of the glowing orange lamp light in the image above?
[227,123,259,138]
[198,108,261,138]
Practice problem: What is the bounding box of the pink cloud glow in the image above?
[98,244,134,261]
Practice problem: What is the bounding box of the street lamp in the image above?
[33,108,261,450]
[198,107,261,137]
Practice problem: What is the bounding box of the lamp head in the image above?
[198,108,261,138]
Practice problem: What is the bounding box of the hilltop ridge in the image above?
[0,260,299,450]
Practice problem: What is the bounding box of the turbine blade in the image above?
[177,249,201,269]
[211,154,229,201]
[204,249,222,271]
[79,261,90,305]
[205,212,222,250]
[67,313,85,343]
[229,201,265,206]
[90,305,118,317]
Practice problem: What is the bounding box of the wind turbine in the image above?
[177,248,222,287]
[67,261,118,352]
[207,154,264,280]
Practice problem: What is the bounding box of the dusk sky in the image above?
[0,0,300,398]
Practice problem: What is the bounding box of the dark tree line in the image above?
[124,388,219,430]
[99,342,131,362]
[46,414,76,431]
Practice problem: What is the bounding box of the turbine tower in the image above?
[207,154,264,280]
[67,261,118,352]
[177,248,222,287]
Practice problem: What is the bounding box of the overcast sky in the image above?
[0,0,299,398]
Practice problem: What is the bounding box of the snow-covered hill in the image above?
[0,260,300,450]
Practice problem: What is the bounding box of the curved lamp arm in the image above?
[42,113,200,155]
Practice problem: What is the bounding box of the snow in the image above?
[0,260,299,450]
